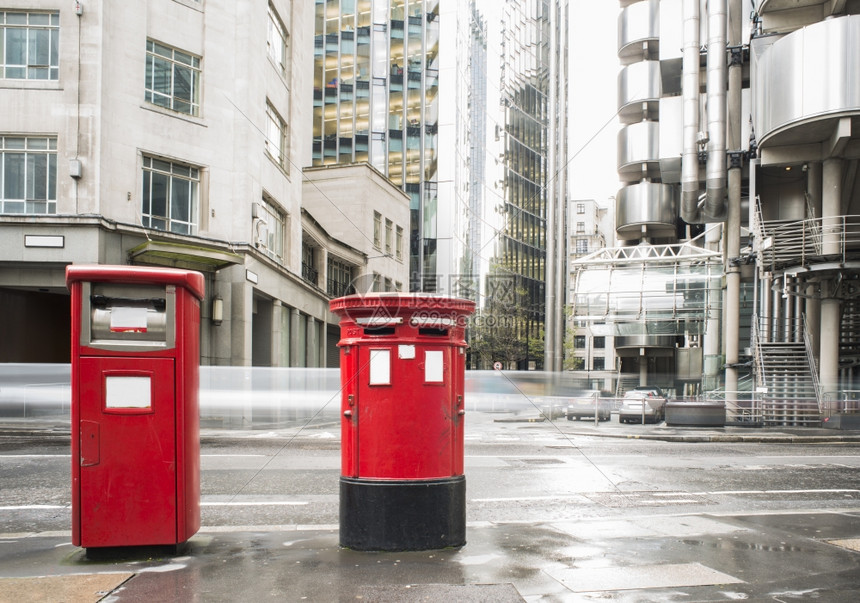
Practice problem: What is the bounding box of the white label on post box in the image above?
[105,376,152,409]
[398,345,415,359]
[425,350,444,383]
[369,349,391,385]
[110,307,148,333]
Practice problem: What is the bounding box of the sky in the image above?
[473,1,621,210]
[568,3,621,208]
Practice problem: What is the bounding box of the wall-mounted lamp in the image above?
[212,296,223,326]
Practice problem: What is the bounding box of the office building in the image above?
[0,0,407,366]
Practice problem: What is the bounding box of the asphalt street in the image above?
[1,412,859,601]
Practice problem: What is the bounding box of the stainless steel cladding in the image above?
[618,61,662,124]
[615,182,678,240]
[618,0,659,61]
[753,15,860,147]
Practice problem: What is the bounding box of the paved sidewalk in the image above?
[2,511,860,601]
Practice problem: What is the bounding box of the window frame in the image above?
[265,100,290,175]
[141,154,200,235]
[0,135,57,214]
[373,211,382,249]
[0,11,60,81]
[267,2,291,81]
[257,195,287,264]
[144,39,201,117]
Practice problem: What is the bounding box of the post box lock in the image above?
[457,395,463,407]
[347,394,355,407]
[344,410,353,417]
[458,409,465,416]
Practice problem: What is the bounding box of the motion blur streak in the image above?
[0,364,596,428]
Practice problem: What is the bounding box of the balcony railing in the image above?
[302,262,318,286]
[758,214,860,271]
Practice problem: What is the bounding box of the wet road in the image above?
[2,412,859,533]
[2,413,860,601]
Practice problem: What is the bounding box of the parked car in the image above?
[566,392,612,421]
[618,388,667,423]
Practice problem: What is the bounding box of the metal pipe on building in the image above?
[705,0,727,221]
[680,0,702,224]
[724,0,742,396]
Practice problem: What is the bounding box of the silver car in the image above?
[618,389,666,424]
[566,393,612,421]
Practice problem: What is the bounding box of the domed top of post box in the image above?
[330,293,475,321]
[66,265,205,301]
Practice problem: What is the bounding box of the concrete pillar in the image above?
[783,277,794,341]
[806,283,820,359]
[807,161,822,217]
[639,350,648,387]
[820,158,843,395]
[306,315,317,368]
[822,158,843,256]
[290,308,301,367]
[758,272,773,341]
[319,320,328,367]
[820,291,841,397]
[272,300,284,367]
[231,280,253,366]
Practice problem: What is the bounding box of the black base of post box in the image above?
[340,475,466,551]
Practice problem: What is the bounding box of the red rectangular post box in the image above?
[330,293,475,551]
[66,265,204,550]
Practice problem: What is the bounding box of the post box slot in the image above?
[364,326,396,336]
[91,295,166,311]
[84,282,173,348]
[418,327,448,337]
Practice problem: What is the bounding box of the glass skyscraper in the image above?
[313,0,446,290]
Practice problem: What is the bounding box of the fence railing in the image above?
[759,214,860,270]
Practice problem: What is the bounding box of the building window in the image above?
[593,336,605,349]
[302,242,317,285]
[574,335,586,349]
[395,225,403,261]
[0,136,57,214]
[1,11,59,80]
[384,277,393,292]
[327,256,355,297]
[576,238,588,254]
[141,155,199,234]
[576,221,585,234]
[592,357,605,371]
[372,272,381,292]
[385,218,393,255]
[257,196,286,264]
[267,2,290,80]
[266,101,290,174]
[576,203,585,214]
[145,40,201,116]
[373,211,382,249]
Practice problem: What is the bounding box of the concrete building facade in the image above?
[0,0,405,367]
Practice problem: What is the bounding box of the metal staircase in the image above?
[753,319,821,426]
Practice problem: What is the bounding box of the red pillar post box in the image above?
[330,293,476,551]
[66,265,204,551]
